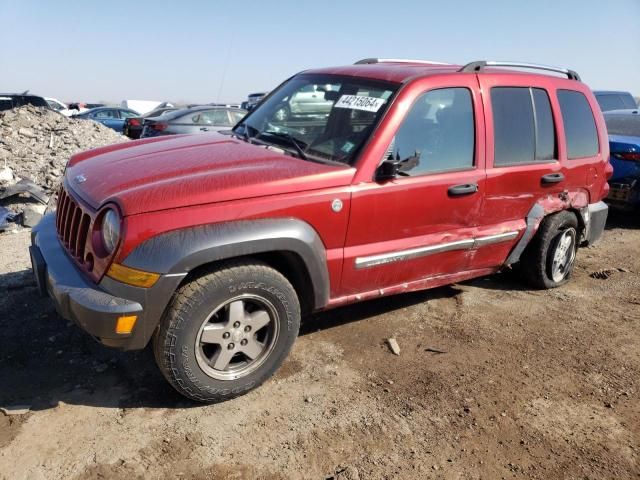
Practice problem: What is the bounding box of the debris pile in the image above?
[0,105,128,231]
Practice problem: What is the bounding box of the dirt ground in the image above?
[0,211,638,480]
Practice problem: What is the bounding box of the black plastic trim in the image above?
[122,218,331,310]
[505,204,545,265]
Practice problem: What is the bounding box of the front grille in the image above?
[55,186,91,262]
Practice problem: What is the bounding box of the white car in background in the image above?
[121,100,173,115]
[45,97,75,116]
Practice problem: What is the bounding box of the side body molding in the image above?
[122,218,330,309]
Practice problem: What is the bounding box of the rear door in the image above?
[341,78,486,295]
[472,76,566,270]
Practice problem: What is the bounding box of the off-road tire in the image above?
[519,210,579,289]
[153,259,300,403]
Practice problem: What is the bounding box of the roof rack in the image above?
[459,60,580,81]
[355,58,451,66]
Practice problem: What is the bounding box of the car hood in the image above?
[65,133,354,215]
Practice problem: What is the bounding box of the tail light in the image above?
[612,152,640,162]
[151,123,168,131]
[129,118,141,127]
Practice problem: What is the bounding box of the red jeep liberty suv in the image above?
[30,59,611,402]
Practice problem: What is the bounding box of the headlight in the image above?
[101,209,121,254]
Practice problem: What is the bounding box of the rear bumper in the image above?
[583,201,608,245]
[30,214,184,350]
[606,178,640,209]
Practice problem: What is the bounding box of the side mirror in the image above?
[376,158,400,180]
[375,154,420,181]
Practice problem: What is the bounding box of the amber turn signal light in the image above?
[107,263,160,288]
[115,315,138,334]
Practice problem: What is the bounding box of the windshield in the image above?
[233,74,398,164]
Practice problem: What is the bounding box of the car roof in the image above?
[0,93,45,97]
[304,59,585,85]
[304,62,462,84]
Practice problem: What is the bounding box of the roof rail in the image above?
[355,58,450,66]
[459,60,580,81]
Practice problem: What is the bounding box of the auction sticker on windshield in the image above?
[334,95,386,112]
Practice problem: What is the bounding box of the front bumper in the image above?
[30,214,184,350]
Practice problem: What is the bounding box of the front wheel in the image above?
[519,211,579,289]
[153,260,300,403]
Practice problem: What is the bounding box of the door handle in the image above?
[448,183,478,196]
[200,127,209,131]
[541,173,565,185]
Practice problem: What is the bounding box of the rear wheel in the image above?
[519,211,579,289]
[153,260,300,403]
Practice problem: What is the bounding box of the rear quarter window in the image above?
[557,90,599,159]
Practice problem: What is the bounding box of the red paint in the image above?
[61,61,610,307]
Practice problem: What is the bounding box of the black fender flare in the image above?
[122,218,330,309]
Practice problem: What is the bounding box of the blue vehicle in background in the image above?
[74,106,139,133]
[604,109,640,210]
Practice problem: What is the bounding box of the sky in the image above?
[1,0,638,104]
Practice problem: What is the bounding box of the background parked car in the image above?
[74,107,140,133]
[141,106,246,138]
[246,92,267,111]
[45,97,75,116]
[66,102,105,115]
[123,107,178,139]
[594,90,637,112]
[272,83,337,120]
[0,92,49,111]
[604,109,640,210]
[121,100,172,115]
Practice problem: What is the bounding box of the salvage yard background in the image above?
[1,209,638,479]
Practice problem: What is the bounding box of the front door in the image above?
[341,82,486,295]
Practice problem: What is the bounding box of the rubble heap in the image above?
[0,105,128,192]
[0,106,128,231]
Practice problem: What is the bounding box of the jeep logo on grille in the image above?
[74,174,87,184]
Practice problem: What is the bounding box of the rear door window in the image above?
[557,90,599,159]
[491,87,556,166]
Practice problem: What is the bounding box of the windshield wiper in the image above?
[256,131,308,160]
